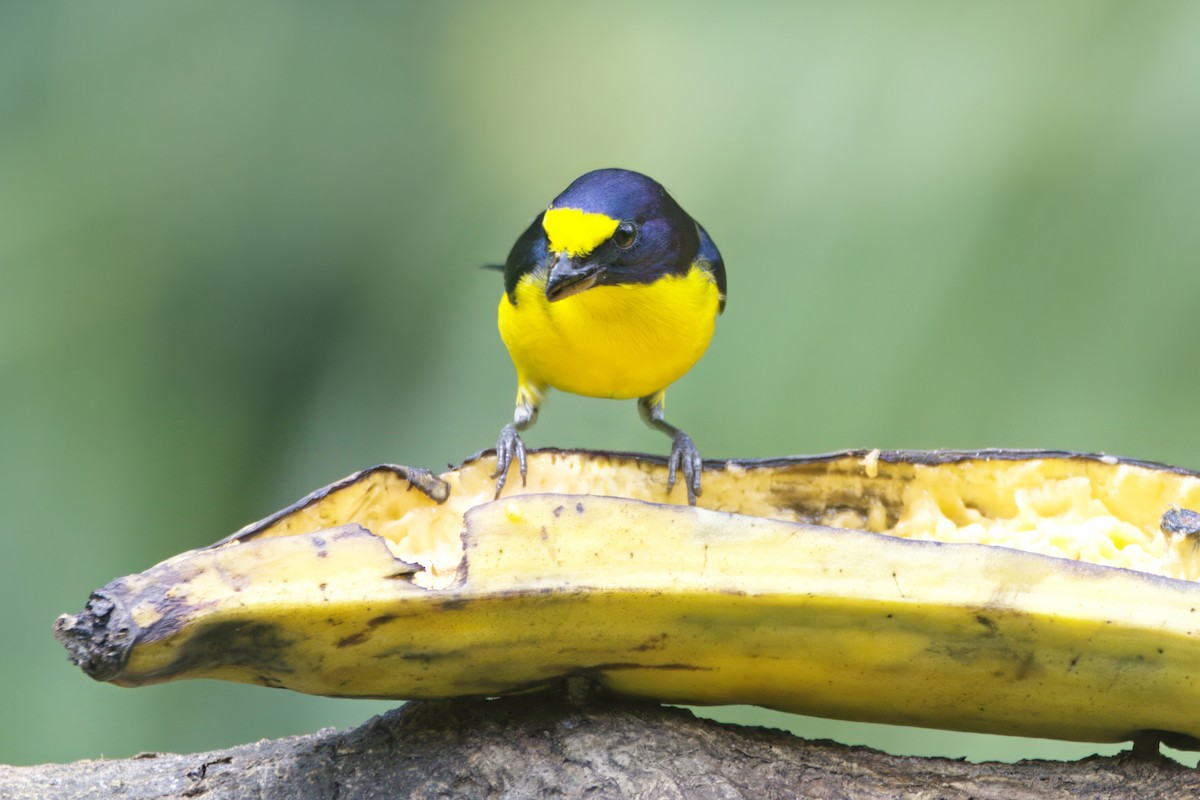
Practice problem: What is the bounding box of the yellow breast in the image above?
[498,265,721,401]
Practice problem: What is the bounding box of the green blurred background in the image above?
[3,0,1199,768]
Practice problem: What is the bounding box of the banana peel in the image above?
[54,448,1200,747]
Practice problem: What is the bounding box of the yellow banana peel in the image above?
[54,449,1200,747]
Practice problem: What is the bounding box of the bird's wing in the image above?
[695,223,726,313]
[502,211,549,303]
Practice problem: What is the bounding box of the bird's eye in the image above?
[612,223,638,250]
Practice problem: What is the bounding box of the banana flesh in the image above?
[55,449,1200,747]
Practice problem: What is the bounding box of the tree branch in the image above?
[3,692,1193,799]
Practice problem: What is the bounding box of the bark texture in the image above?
[2,693,1194,799]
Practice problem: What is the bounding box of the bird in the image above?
[490,168,726,505]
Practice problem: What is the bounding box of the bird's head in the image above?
[539,169,700,302]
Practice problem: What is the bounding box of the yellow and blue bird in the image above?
[491,168,726,504]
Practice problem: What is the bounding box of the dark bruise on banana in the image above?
[55,449,1200,748]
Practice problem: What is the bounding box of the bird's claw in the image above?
[667,430,703,506]
[492,423,528,499]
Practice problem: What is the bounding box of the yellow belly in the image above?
[498,265,721,401]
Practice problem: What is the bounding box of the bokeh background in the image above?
[4,0,1199,768]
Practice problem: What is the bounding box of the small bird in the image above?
[491,168,726,504]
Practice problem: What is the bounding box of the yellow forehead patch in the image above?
[542,207,619,257]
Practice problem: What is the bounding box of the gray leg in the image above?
[638,394,702,505]
[493,399,538,499]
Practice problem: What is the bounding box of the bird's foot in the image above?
[667,430,703,506]
[492,423,528,499]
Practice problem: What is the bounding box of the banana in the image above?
[55,449,1200,747]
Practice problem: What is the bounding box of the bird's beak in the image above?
[545,252,604,302]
